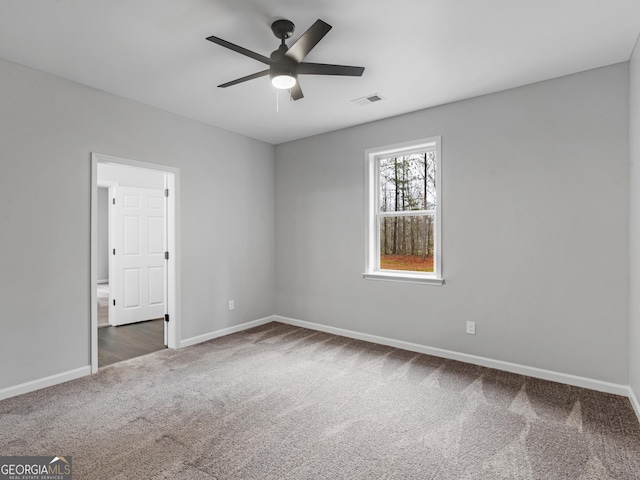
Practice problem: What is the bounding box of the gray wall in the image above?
[97,188,109,282]
[0,52,633,394]
[630,37,640,400]
[275,64,629,384]
[0,57,275,390]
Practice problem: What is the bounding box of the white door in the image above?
[109,186,166,326]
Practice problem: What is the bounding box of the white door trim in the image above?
[90,153,181,373]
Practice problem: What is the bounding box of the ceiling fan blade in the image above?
[285,19,332,63]
[290,82,304,101]
[218,70,270,88]
[206,36,271,65]
[298,62,365,77]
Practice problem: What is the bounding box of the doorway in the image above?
[90,153,180,373]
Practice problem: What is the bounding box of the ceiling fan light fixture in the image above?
[271,74,297,89]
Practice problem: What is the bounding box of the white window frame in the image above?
[363,136,443,285]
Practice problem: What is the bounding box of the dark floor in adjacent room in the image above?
[98,318,166,367]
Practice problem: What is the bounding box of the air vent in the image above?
[351,93,385,107]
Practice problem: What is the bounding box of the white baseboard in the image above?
[179,315,276,348]
[274,315,629,397]
[629,386,640,423]
[0,366,91,401]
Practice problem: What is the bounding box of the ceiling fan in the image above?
[206,19,365,100]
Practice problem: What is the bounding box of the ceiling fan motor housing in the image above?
[270,44,297,81]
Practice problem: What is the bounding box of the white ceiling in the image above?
[1,0,639,145]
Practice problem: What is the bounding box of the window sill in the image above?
[362,271,444,285]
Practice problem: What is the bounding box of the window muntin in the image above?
[365,137,442,284]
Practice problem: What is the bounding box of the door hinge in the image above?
[164,188,169,197]
[113,249,116,255]
[112,198,115,205]
[164,251,169,260]
[164,314,170,323]
[113,299,116,306]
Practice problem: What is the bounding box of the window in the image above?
[364,137,443,285]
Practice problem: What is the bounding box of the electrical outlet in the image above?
[466,321,476,335]
[228,300,234,311]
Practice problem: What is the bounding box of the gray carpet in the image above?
[1,322,639,479]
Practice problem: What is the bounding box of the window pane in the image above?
[379,215,434,272]
[379,152,436,213]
